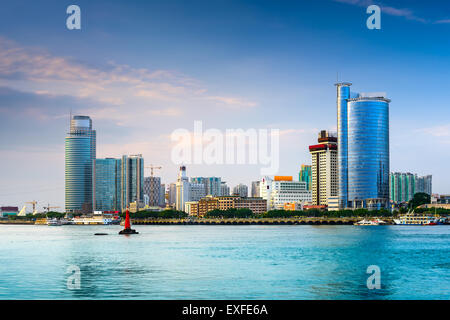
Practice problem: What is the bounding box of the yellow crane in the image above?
[145,164,162,177]
[43,204,60,213]
[26,200,38,215]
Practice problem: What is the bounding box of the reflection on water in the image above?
[0,225,449,299]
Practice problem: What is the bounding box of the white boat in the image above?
[47,218,62,226]
[354,218,386,226]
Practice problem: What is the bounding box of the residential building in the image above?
[191,177,222,196]
[220,181,230,196]
[190,182,207,201]
[186,195,267,217]
[65,115,96,213]
[251,181,260,197]
[336,83,390,210]
[309,130,338,206]
[143,176,162,207]
[299,164,312,191]
[168,183,177,206]
[416,175,432,196]
[233,183,248,197]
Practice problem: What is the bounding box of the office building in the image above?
[190,182,207,201]
[336,83,390,210]
[65,115,96,213]
[93,158,122,211]
[260,176,311,210]
[309,130,338,206]
[299,165,312,191]
[176,166,190,211]
[186,195,267,217]
[233,184,248,197]
[120,154,144,211]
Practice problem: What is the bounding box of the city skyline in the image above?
[1,0,450,211]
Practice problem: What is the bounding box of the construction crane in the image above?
[26,201,38,215]
[145,164,162,177]
[43,204,60,213]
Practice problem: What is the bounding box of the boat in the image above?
[393,210,441,225]
[354,218,386,226]
[47,218,62,226]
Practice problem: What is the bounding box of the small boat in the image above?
[354,218,386,226]
[47,218,62,226]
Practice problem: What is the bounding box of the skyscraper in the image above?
[309,131,338,206]
[336,83,390,210]
[390,172,416,203]
[232,184,248,197]
[416,175,432,196]
[65,115,96,213]
[191,177,222,196]
[251,181,260,197]
[93,158,122,211]
[176,166,190,211]
[299,165,312,191]
[121,154,144,210]
[143,176,162,207]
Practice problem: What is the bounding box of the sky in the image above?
[1,0,450,211]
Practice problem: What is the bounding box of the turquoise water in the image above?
[0,225,449,300]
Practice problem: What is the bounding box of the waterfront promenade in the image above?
[130,217,395,225]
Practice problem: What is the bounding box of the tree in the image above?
[409,193,431,209]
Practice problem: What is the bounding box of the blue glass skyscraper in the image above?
[93,158,122,212]
[336,83,390,210]
[65,115,96,213]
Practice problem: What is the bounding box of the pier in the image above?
[130,217,395,225]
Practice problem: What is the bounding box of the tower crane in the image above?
[145,164,162,177]
[26,200,38,215]
[43,204,60,213]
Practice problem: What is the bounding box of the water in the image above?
[0,225,449,299]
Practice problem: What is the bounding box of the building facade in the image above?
[299,164,312,191]
[65,115,96,213]
[251,181,261,197]
[176,166,190,211]
[232,184,248,197]
[336,83,390,210]
[191,177,222,196]
[416,175,432,196]
[220,182,230,196]
[143,176,163,207]
[120,154,144,211]
[93,158,122,212]
[309,130,338,206]
[260,176,311,211]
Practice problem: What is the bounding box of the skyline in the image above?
[1,0,450,211]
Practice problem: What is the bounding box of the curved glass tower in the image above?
[65,116,96,213]
[336,84,390,210]
[347,96,390,209]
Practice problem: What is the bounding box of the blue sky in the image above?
[1,0,450,211]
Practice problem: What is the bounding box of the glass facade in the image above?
[94,158,122,211]
[347,97,390,209]
[336,84,390,210]
[336,83,351,209]
[120,155,144,210]
[65,116,96,213]
[299,164,312,191]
